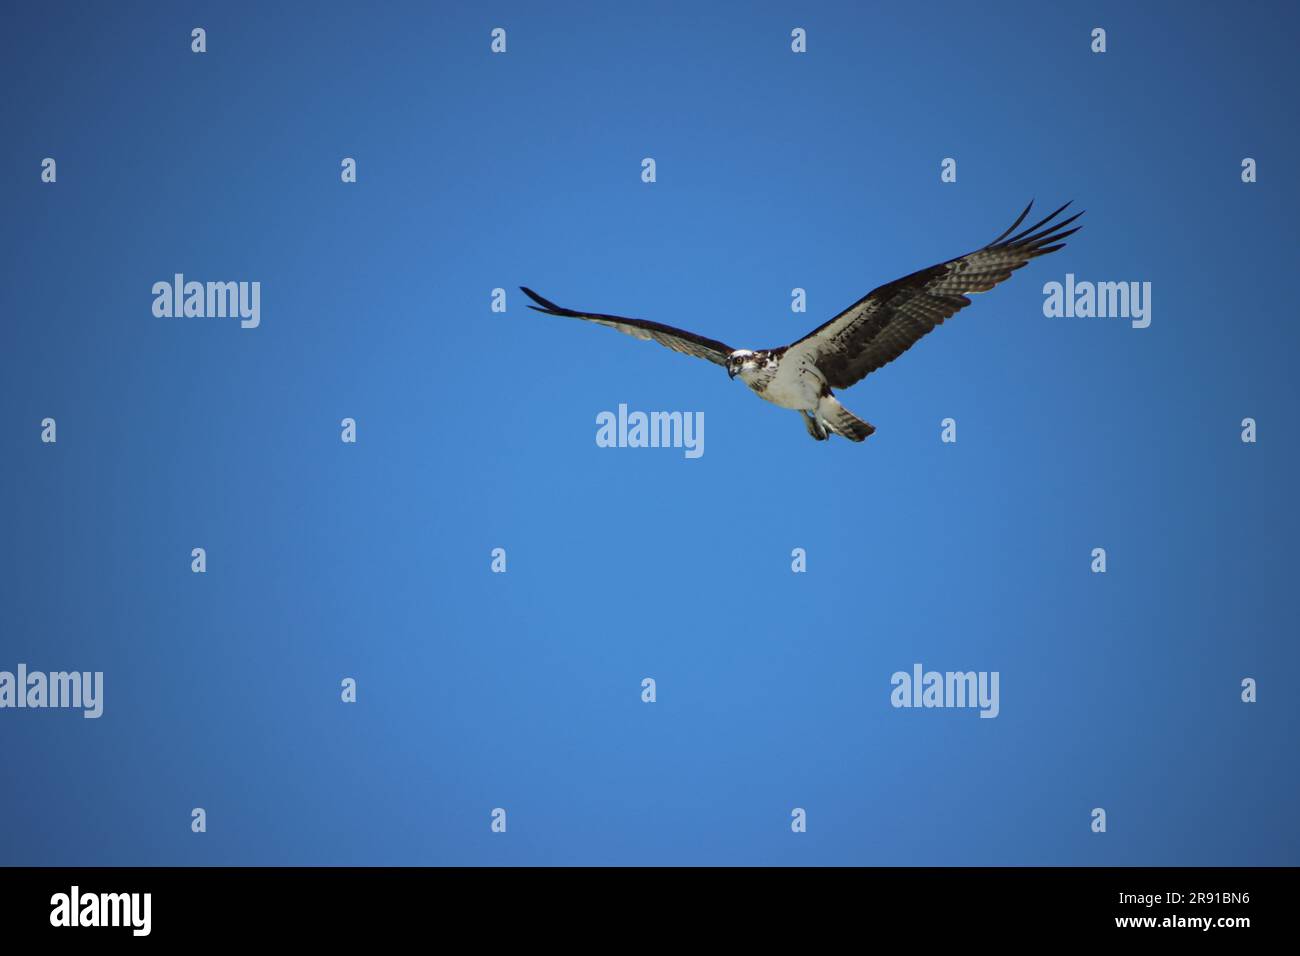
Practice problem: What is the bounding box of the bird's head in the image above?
[726,349,758,380]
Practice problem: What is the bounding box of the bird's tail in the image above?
[816,395,876,442]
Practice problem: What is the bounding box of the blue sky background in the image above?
[1,1,1296,865]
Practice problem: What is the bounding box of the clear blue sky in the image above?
[1,1,1296,865]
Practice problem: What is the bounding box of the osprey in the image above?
[522,201,1081,442]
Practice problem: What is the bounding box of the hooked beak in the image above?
[728,367,736,379]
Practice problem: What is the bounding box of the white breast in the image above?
[742,354,823,410]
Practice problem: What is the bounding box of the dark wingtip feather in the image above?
[988,200,1035,245]
[1001,200,1073,246]
[519,286,573,315]
[1045,224,1083,243]
[1025,223,1083,258]
[1022,214,1084,249]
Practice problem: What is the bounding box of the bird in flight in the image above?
[522,201,1081,442]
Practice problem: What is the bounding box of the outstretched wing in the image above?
[786,201,1082,389]
[519,287,733,367]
